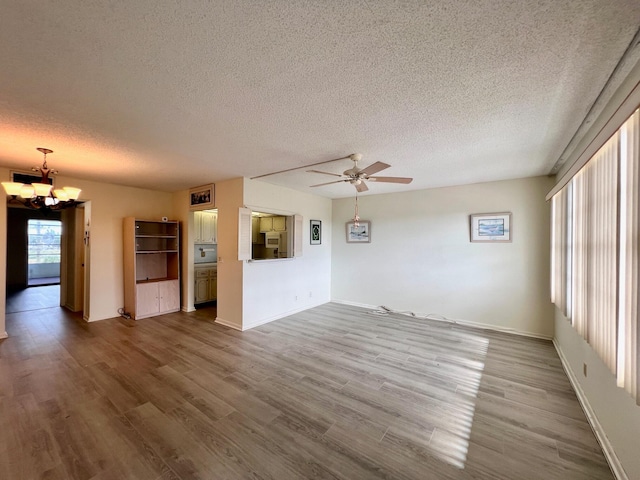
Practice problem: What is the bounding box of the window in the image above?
[551,108,640,403]
[28,219,62,266]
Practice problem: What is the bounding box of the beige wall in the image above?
[331,175,555,337]
[214,178,245,329]
[171,188,195,313]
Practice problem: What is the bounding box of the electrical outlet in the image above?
[583,363,587,377]
[309,291,312,298]
[295,295,298,301]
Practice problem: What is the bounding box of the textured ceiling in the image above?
[0,1,639,198]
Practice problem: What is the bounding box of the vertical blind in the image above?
[551,109,639,403]
[617,110,640,401]
[550,187,569,317]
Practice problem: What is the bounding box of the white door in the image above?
[136,282,159,318]
[201,212,216,243]
[82,202,92,321]
[208,270,217,301]
[158,279,180,312]
[194,211,203,243]
[195,277,209,303]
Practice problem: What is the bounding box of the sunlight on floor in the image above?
[404,329,489,469]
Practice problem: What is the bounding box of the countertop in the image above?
[194,262,217,268]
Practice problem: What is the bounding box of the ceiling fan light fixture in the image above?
[2,148,82,211]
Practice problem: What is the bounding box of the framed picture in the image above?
[189,184,215,210]
[310,219,321,245]
[346,220,371,243]
[11,170,53,186]
[470,212,512,242]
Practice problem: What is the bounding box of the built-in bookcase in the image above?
[123,218,180,319]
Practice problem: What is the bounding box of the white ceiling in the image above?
[1,1,638,198]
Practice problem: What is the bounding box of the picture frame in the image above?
[189,184,215,210]
[346,220,371,243]
[470,212,512,242]
[310,219,321,245]
[11,170,53,186]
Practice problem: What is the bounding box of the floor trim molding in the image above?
[331,299,552,340]
[553,339,628,480]
[0,331,7,339]
[214,317,242,331]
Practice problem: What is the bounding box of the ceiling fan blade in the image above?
[310,180,347,187]
[355,181,369,193]
[307,169,343,177]
[358,161,390,176]
[367,176,413,184]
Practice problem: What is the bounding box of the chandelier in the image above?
[2,148,81,210]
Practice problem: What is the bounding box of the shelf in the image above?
[136,234,177,239]
[136,250,179,254]
[136,277,178,284]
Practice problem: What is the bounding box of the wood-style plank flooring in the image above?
[6,284,60,314]
[0,302,613,479]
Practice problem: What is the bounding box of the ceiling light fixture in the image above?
[2,148,81,210]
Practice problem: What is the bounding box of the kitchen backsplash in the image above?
[194,244,217,263]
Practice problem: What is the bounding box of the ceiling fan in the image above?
[308,153,413,192]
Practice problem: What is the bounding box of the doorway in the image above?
[6,207,61,313]
[5,203,89,317]
[27,218,61,286]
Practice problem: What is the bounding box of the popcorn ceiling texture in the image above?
[0,1,638,197]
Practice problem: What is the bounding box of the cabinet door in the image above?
[158,280,180,313]
[211,212,218,244]
[272,216,286,231]
[201,212,216,244]
[136,283,159,318]
[194,212,203,243]
[251,217,260,244]
[259,217,273,232]
[209,270,217,301]
[195,277,209,303]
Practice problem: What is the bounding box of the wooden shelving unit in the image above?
[123,218,180,319]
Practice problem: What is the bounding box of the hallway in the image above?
[6,284,60,314]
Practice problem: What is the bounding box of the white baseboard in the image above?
[181,306,196,313]
[214,317,242,331]
[553,340,628,480]
[331,299,552,340]
[0,331,7,339]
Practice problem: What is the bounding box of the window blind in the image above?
[551,187,569,317]
[617,109,640,403]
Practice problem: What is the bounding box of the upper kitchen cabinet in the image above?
[273,216,286,231]
[194,210,217,244]
[259,215,286,233]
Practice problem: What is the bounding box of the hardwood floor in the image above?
[6,284,60,313]
[0,302,613,479]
